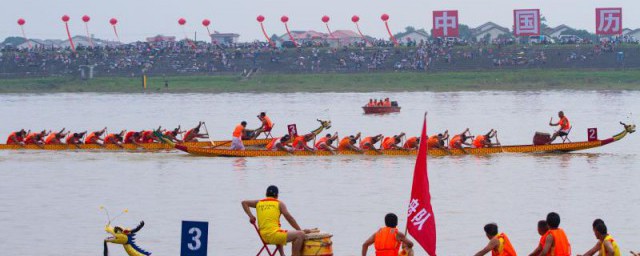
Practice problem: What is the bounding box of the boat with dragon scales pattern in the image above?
[169,122,635,157]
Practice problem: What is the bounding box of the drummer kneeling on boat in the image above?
[362,213,413,256]
[473,223,517,256]
[242,185,312,256]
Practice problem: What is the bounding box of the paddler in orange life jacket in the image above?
[473,223,517,256]
[24,130,48,146]
[527,220,549,256]
[242,185,313,256]
[123,131,143,147]
[449,128,473,153]
[338,133,362,153]
[549,111,571,143]
[577,219,621,256]
[266,134,294,153]
[403,136,419,150]
[182,121,208,142]
[427,131,449,149]
[44,128,69,145]
[6,129,27,145]
[85,127,107,146]
[253,112,274,139]
[138,128,159,144]
[381,132,406,150]
[360,134,384,153]
[540,212,571,256]
[473,129,500,148]
[231,121,247,150]
[292,133,316,152]
[104,130,125,148]
[66,131,86,146]
[361,213,413,256]
[315,133,339,153]
[162,126,182,143]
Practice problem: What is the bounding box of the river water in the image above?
[0,91,638,255]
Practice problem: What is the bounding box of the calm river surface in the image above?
[0,91,638,255]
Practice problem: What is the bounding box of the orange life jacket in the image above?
[374,227,400,256]
[292,135,307,149]
[66,134,76,144]
[492,233,517,256]
[559,117,570,131]
[263,116,273,130]
[381,137,396,150]
[45,133,60,144]
[6,132,24,144]
[473,135,486,148]
[547,228,571,256]
[124,131,137,143]
[266,138,280,150]
[360,137,375,150]
[539,231,549,251]
[449,135,462,148]
[104,134,120,144]
[403,137,418,149]
[338,137,352,150]
[315,137,329,149]
[24,132,40,144]
[427,135,440,148]
[183,129,196,141]
[233,124,244,138]
[85,132,99,144]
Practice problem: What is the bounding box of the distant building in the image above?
[546,25,575,38]
[471,22,510,42]
[328,30,364,46]
[16,39,47,49]
[395,29,430,44]
[621,28,633,36]
[278,30,325,44]
[625,29,640,42]
[146,35,176,43]
[210,31,240,44]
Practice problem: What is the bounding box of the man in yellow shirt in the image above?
[242,185,311,256]
[577,219,621,256]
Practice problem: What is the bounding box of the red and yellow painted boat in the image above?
[174,123,635,157]
[0,139,271,151]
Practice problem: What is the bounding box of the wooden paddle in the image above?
[202,121,216,147]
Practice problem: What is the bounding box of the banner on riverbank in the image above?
[432,10,459,38]
[513,9,540,36]
[596,8,623,35]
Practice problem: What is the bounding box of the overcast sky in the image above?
[1,0,638,42]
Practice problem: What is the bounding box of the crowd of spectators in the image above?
[0,38,638,78]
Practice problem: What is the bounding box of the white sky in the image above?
[1,0,638,42]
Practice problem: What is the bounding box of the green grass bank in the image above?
[1,69,639,93]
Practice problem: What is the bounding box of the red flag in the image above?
[406,114,436,255]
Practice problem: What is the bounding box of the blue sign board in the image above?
[181,220,209,256]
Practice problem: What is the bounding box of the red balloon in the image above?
[322,15,330,23]
[110,18,118,25]
[257,15,265,22]
[61,15,70,22]
[381,14,389,21]
[202,19,210,26]
[178,18,186,25]
[17,18,25,26]
[280,15,289,23]
[351,15,360,23]
[82,15,90,22]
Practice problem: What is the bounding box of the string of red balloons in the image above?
[81,15,94,47]
[280,15,297,47]
[61,15,76,53]
[110,18,120,42]
[16,18,31,49]
[322,15,334,38]
[381,13,398,46]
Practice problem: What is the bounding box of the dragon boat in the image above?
[0,119,332,151]
[172,123,635,157]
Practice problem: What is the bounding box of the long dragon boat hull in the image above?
[0,139,271,151]
[175,124,635,157]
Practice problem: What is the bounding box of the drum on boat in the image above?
[302,232,333,256]
[533,132,551,145]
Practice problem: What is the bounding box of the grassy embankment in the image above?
[0,69,639,93]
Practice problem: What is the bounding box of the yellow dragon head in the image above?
[317,119,332,129]
[105,224,130,245]
[104,221,151,256]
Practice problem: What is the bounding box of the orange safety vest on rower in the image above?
[427,135,440,148]
[374,227,400,256]
[492,233,517,256]
[403,137,418,149]
[547,228,571,256]
[473,135,486,148]
[124,131,137,143]
[104,134,119,144]
[559,117,570,131]
[292,136,307,149]
[338,137,352,150]
[24,133,40,144]
[85,132,99,144]
[45,133,60,144]
[233,124,244,138]
[449,135,463,149]
[539,231,550,251]
[381,137,396,150]
[315,137,329,149]
[6,132,24,144]
[266,138,280,150]
[360,137,375,150]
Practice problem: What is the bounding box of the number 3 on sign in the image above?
[588,128,598,141]
[181,221,208,256]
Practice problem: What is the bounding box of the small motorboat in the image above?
[363,101,401,114]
